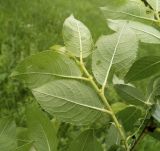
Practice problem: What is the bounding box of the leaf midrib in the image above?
[33,90,105,113]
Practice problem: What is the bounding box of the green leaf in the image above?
[112,102,128,113]
[101,0,154,23]
[152,102,160,123]
[92,24,138,84]
[11,50,81,88]
[147,75,160,102]
[63,15,93,58]
[16,143,33,151]
[125,56,160,83]
[116,106,142,131]
[108,19,160,44]
[26,105,58,151]
[68,129,103,151]
[147,0,160,12]
[0,118,17,151]
[106,124,121,150]
[114,84,146,106]
[16,127,31,146]
[32,79,105,125]
[149,127,160,140]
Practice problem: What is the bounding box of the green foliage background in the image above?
[0,0,160,150]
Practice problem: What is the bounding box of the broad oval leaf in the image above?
[63,15,93,58]
[68,129,103,151]
[11,50,81,88]
[108,19,160,44]
[101,0,154,23]
[26,105,58,151]
[114,84,146,106]
[125,56,160,83]
[116,106,142,131]
[92,25,138,84]
[0,118,17,151]
[32,79,105,125]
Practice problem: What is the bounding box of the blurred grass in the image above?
[0,0,108,123]
[0,0,160,150]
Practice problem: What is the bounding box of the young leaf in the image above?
[116,106,142,131]
[106,124,121,150]
[92,24,138,84]
[114,84,146,106]
[32,79,105,125]
[101,0,154,23]
[68,129,103,151]
[26,105,58,151]
[108,19,160,44]
[11,51,81,88]
[63,15,93,58]
[0,118,17,151]
[125,56,160,83]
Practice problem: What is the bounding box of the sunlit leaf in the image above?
[108,19,160,44]
[92,24,138,84]
[63,15,93,58]
[101,0,154,23]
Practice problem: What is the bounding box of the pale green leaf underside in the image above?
[108,19,160,44]
[147,0,160,12]
[27,105,58,151]
[0,118,17,151]
[63,15,93,58]
[92,24,138,84]
[68,129,103,151]
[11,50,81,88]
[101,0,155,23]
[32,79,105,125]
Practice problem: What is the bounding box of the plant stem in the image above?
[130,117,154,151]
[79,61,129,151]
